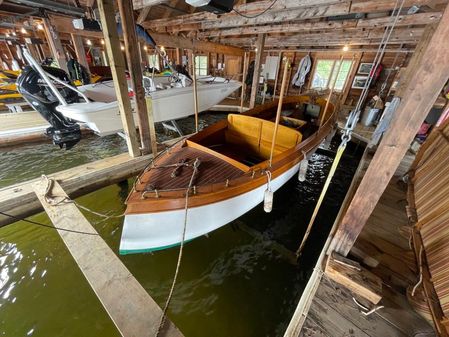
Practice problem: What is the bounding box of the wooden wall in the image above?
[409,115,449,335]
[248,50,411,106]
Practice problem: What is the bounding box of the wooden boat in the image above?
[120,96,336,254]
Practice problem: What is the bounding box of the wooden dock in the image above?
[285,152,435,337]
[33,178,184,337]
[0,152,152,227]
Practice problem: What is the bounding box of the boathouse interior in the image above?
[0,0,448,336]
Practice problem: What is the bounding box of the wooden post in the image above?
[272,51,282,100]
[331,4,449,256]
[33,178,184,337]
[42,18,68,72]
[176,48,181,65]
[240,51,249,113]
[249,33,265,109]
[118,0,155,155]
[269,57,290,166]
[98,0,140,157]
[192,52,199,133]
[71,34,90,74]
[396,23,437,98]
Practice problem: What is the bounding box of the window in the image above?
[147,54,160,70]
[310,59,353,91]
[195,55,208,76]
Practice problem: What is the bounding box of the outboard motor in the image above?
[17,66,82,149]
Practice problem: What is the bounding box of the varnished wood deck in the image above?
[293,152,435,337]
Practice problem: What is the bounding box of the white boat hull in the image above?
[64,80,241,136]
[120,162,300,254]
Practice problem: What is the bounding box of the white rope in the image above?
[155,158,200,337]
[352,297,384,316]
[42,175,124,220]
[411,246,424,296]
[342,0,406,144]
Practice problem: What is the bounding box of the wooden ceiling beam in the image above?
[136,6,152,24]
[357,11,442,27]
[133,0,169,10]
[49,15,244,56]
[141,0,348,28]
[196,11,441,38]
[149,32,245,55]
[142,0,446,31]
[218,27,424,46]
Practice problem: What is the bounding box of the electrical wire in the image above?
[232,0,280,19]
[0,210,99,236]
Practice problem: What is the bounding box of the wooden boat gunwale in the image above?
[126,95,337,214]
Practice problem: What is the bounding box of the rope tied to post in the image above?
[42,175,125,220]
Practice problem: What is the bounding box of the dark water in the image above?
[0,113,362,337]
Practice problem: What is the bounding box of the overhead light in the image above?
[160,46,165,52]
[20,27,27,34]
[11,31,16,36]
[143,45,148,51]
[37,23,44,30]
[86,39,92,46]
[121,45,125,51]
[342,45,349,52]
[255,48,258,52]
[101,39,105,45]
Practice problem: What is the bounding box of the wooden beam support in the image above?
[149,32,245,56]
[331,3,449,256]
[196,12,441,38]
[134,0,169,10]
[249,33,265,109]
[42,18,68,72]
[137,6,151,24]
[98,0,140,157]
[33,178,184,337]
[71,34,90,73]
[118,0,155,155]
[325,252,382,304]
[396,23,437,98]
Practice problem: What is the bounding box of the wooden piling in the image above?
[97,0,140,158]
[118,0,154,155]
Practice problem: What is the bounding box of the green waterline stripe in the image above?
[119,239,194,255]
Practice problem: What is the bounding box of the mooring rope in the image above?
[42,175,125,220]
[155,158,201,337]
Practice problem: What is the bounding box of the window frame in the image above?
[194,55,208,76]
[309,58,354,92]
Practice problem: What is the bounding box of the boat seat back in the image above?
[225,114,302,160]
[226,114,262,154]
[259,121,302,158]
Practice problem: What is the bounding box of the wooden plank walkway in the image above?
[33,178,183,337]
[0,152,152,227]
[288,151,435,337]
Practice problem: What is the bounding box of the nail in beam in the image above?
[331,3,449,256]
[97,0,140,157]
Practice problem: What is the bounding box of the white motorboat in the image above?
[58,73,241,136]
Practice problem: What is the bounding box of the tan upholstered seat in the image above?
[225,114,302,160]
